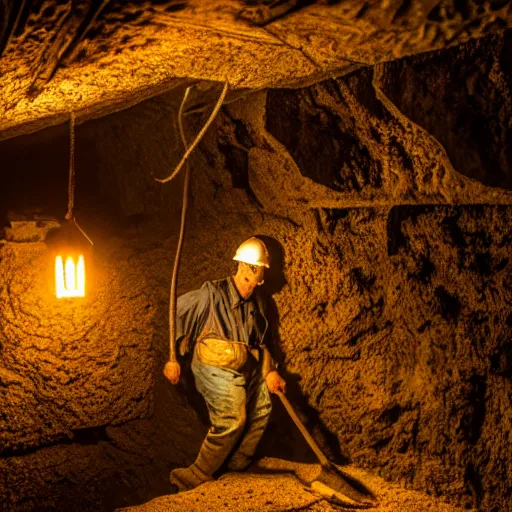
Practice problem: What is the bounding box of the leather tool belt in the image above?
[196,337,248,370]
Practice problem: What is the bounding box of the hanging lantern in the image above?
[55,254,85,298]
[51,111,93,299]
[50,217,92,299]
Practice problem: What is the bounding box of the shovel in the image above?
[277,392,377,507]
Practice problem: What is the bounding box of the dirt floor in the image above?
[119,458,473,512]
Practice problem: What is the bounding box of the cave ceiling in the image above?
[0,0,511,141]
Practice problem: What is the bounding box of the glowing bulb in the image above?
[55,255,85,298]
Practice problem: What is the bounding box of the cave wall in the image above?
[0,106,206,510]
[181,32,512,511]
[1,31,512,512]
[382,30,512,190]
[271,206,512,512]
[0,238,154,453]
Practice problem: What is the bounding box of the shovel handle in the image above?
[277,392,329,467]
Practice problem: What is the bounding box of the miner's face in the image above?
[247,263,265,286]
[238,262,265,297]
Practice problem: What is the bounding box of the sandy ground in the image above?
[118,458,473,512]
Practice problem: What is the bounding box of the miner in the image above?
[163,237,286,490]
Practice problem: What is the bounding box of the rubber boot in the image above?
[169,463,212,491]
[170,438,234,492]
[227,452,252,472]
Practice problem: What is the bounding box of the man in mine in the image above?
[163,236,286,490]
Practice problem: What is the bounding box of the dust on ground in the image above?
[119,457,473,512]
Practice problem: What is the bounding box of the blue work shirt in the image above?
[176,277,269,350]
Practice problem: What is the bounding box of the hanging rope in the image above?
[168,86,192,363]
[154,79,229,184]
[65,111,94,246]
[66,111,76,221]
[162,80,229,369]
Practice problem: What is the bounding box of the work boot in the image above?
[227,452,252,472]
[169,463,213,491]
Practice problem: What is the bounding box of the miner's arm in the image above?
[263,347,286,394]
[259,294,286,394]
[262,345,276,377]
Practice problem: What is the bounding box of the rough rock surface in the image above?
[1,29,512,512]
[1,0,512,139]
[381,30,512,190]
[0,237,155,453]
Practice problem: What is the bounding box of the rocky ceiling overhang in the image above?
[0,0,511,141]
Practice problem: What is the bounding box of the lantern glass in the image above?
[55,254,85,298]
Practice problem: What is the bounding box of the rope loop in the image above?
[166,80,228,363]
[154,79,229,184]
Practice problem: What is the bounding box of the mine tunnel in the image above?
[1,1,512,511]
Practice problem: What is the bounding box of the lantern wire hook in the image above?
[66,111,93,246]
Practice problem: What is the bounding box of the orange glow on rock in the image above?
[55,255,85,298]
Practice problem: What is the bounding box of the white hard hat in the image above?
[233,237,270,268]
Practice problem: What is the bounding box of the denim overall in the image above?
[176,277,272,475]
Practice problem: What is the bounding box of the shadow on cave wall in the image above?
[255,235,349,466]
[266,31,512,195]
[265,74,385,193]
[383,31,512,190]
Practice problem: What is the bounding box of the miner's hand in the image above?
[265,371,286,394]
[164,360,181,384]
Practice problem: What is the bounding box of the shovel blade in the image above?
[315,464,377,505]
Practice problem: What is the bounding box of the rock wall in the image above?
[1,32,512,512]
[382,30,512,190]
[183,31,512,511]
[270,206,512,512]
[0,238,155,453]
[3,0,512,140]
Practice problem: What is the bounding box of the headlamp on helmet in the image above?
[233,237,270,268]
